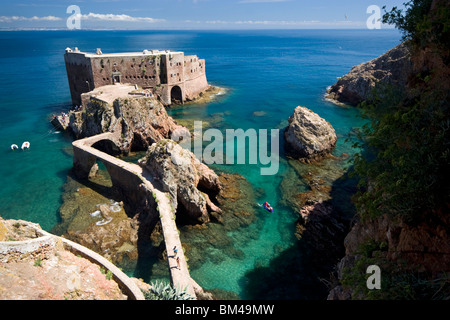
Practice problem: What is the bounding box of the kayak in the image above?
[263,203,273,213]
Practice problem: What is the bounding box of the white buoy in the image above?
[11,144,18,150]
[21,141,30,150]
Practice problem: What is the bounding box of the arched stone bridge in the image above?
[72,132,198,298]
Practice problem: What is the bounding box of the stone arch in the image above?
[92,139,121,156]
[170,85,183,104]
[130,132,151,152]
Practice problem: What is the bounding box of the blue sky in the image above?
[0,0,407,30]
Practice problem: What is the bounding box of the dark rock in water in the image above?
[326,42,413,106]
[284,106,337,161]
[296,201,349,268]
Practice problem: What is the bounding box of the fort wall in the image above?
[64,48,209,106]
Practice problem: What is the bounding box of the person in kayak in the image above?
[263,202,273,212]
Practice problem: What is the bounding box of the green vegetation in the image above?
[99,266,113,280]
[382,0,449,49]
[341,0,450,300]
[34,257,42,267]
[142,281,193,300]
[352,0,449,223]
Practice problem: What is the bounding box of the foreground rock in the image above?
[140,139,222,224]
[284,106,337,162]
[326,42,412,106]
[0,218,137,300]
[296,200,349,271]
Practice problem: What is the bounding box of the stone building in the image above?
[64,47,209,106]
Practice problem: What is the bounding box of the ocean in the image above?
[0,29,402,299]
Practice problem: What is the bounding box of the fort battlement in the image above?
[64,47,209,106]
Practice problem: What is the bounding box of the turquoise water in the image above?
[0,29,401,299]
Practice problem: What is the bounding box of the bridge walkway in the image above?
[72,133,196,298]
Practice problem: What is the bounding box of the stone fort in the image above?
[64,47,209,106]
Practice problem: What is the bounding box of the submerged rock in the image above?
[326,42,412,106]
[178,172,258,276]
[284,106,337,161]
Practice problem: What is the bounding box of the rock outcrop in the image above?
[296,200,349,272]
[326,42,413,106]
[284,106,337,161]
[140,139,222,224]
[68,90,188,154]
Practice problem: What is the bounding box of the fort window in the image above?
[113,74,121,84]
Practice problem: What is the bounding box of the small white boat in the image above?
[21,141,30,150]
[11,144,18,150]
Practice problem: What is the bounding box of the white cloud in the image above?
[0,16,62,23]
[76,13,165,23]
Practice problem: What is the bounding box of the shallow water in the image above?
[0,29,402,299]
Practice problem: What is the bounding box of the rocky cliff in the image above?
[326,0,450,299]
[328,207,450,300]
[326,42,413,106]
[68,87,188,154]
[296,200,349,273]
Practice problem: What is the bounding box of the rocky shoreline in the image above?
[46,82,260,299]
[325,42,412,106]
[322,1,450,299]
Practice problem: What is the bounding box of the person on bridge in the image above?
[173,246,178,256]
[176,257,180,270]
